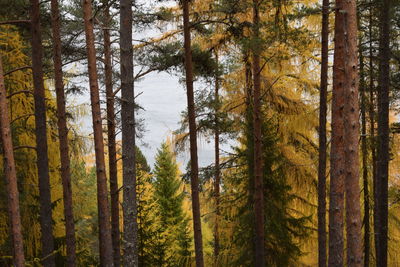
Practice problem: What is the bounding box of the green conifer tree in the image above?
[153,142,192,266]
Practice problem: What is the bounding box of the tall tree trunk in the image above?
[103,4,121,266]
[50,1,77,265]
[252,1,265,266]
[342,0,363,264]
[328,0,346,264]
[244,53,255,234]
[82,1,114,265]
[359,44,370,267]
[0,57,25,267]
[214,51,220,264]
[368,6,378,256]
[120,0,138,266]
[182,1,205,266]
[318,0,329,265]
[29,1,55,265]
[376,0,391,264]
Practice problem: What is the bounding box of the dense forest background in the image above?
[0,0,400,266]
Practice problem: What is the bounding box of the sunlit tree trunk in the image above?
[50,0,77,265]
[376,0,391,264]
[82,1,114,265]
[29,1,55,265]
[329,0,363,265]
[103,3,121,266]
[328,0,346,264]
[342,0,363,264]
[182,1,205,266]
[0,57,25,267]
[318,0,329,265]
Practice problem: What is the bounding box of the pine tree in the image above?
[120,0,138,265]
[50,0,77,265]
[102,2,121,266]
[153,142,192,266]
[29,0,55,265]
[182,1,205,266]
[329,0,363,264]
[82,0,114,265]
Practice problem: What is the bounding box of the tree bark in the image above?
[182,1,205,266]
[252,1,265,266]
[368,7,378,258]
[29,1,56,265]
[328,0,346,264]
[120,0,138,266]
[359,43,370,267]
[318,0,329,265]
[0,57,26,267]
[103,4,121,266]
[50,1,77,265]
[82,1,114,266]
[214,51,220,264]
[376,0,391,264]
[342,0,363,264]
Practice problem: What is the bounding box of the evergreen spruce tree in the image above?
[153,142,192,266]
[136,147,160,267]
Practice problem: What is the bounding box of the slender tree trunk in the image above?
[82,1,114,265]
[359,44,370,267]
[0,57,25,267]
[214,51,220,265]
[120,0,138,266]
[368,6,378,257]
[50,1,77,265]
[252,1,265,266]
[318,0,329,265]
[328,0,346,264]
[376,0,391,264]
[182,1,205,266]
[29,1,55,265]
[244,53,255,223]
[103,4,121,266]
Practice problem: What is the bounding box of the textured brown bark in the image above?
[120,0,138,266]
[0,57,26,267]
[213,51,220,264]
[103,4,121,266]
[376,0,391,264]
[359,45,370,267]
[50,1,77,265]
[82,1,114,266]
[29,1,56,265]
[328,0,346,265]
[182,1,205,266]
[318,0,329,265]
[342,0,363,264]
[252,1,265,266]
